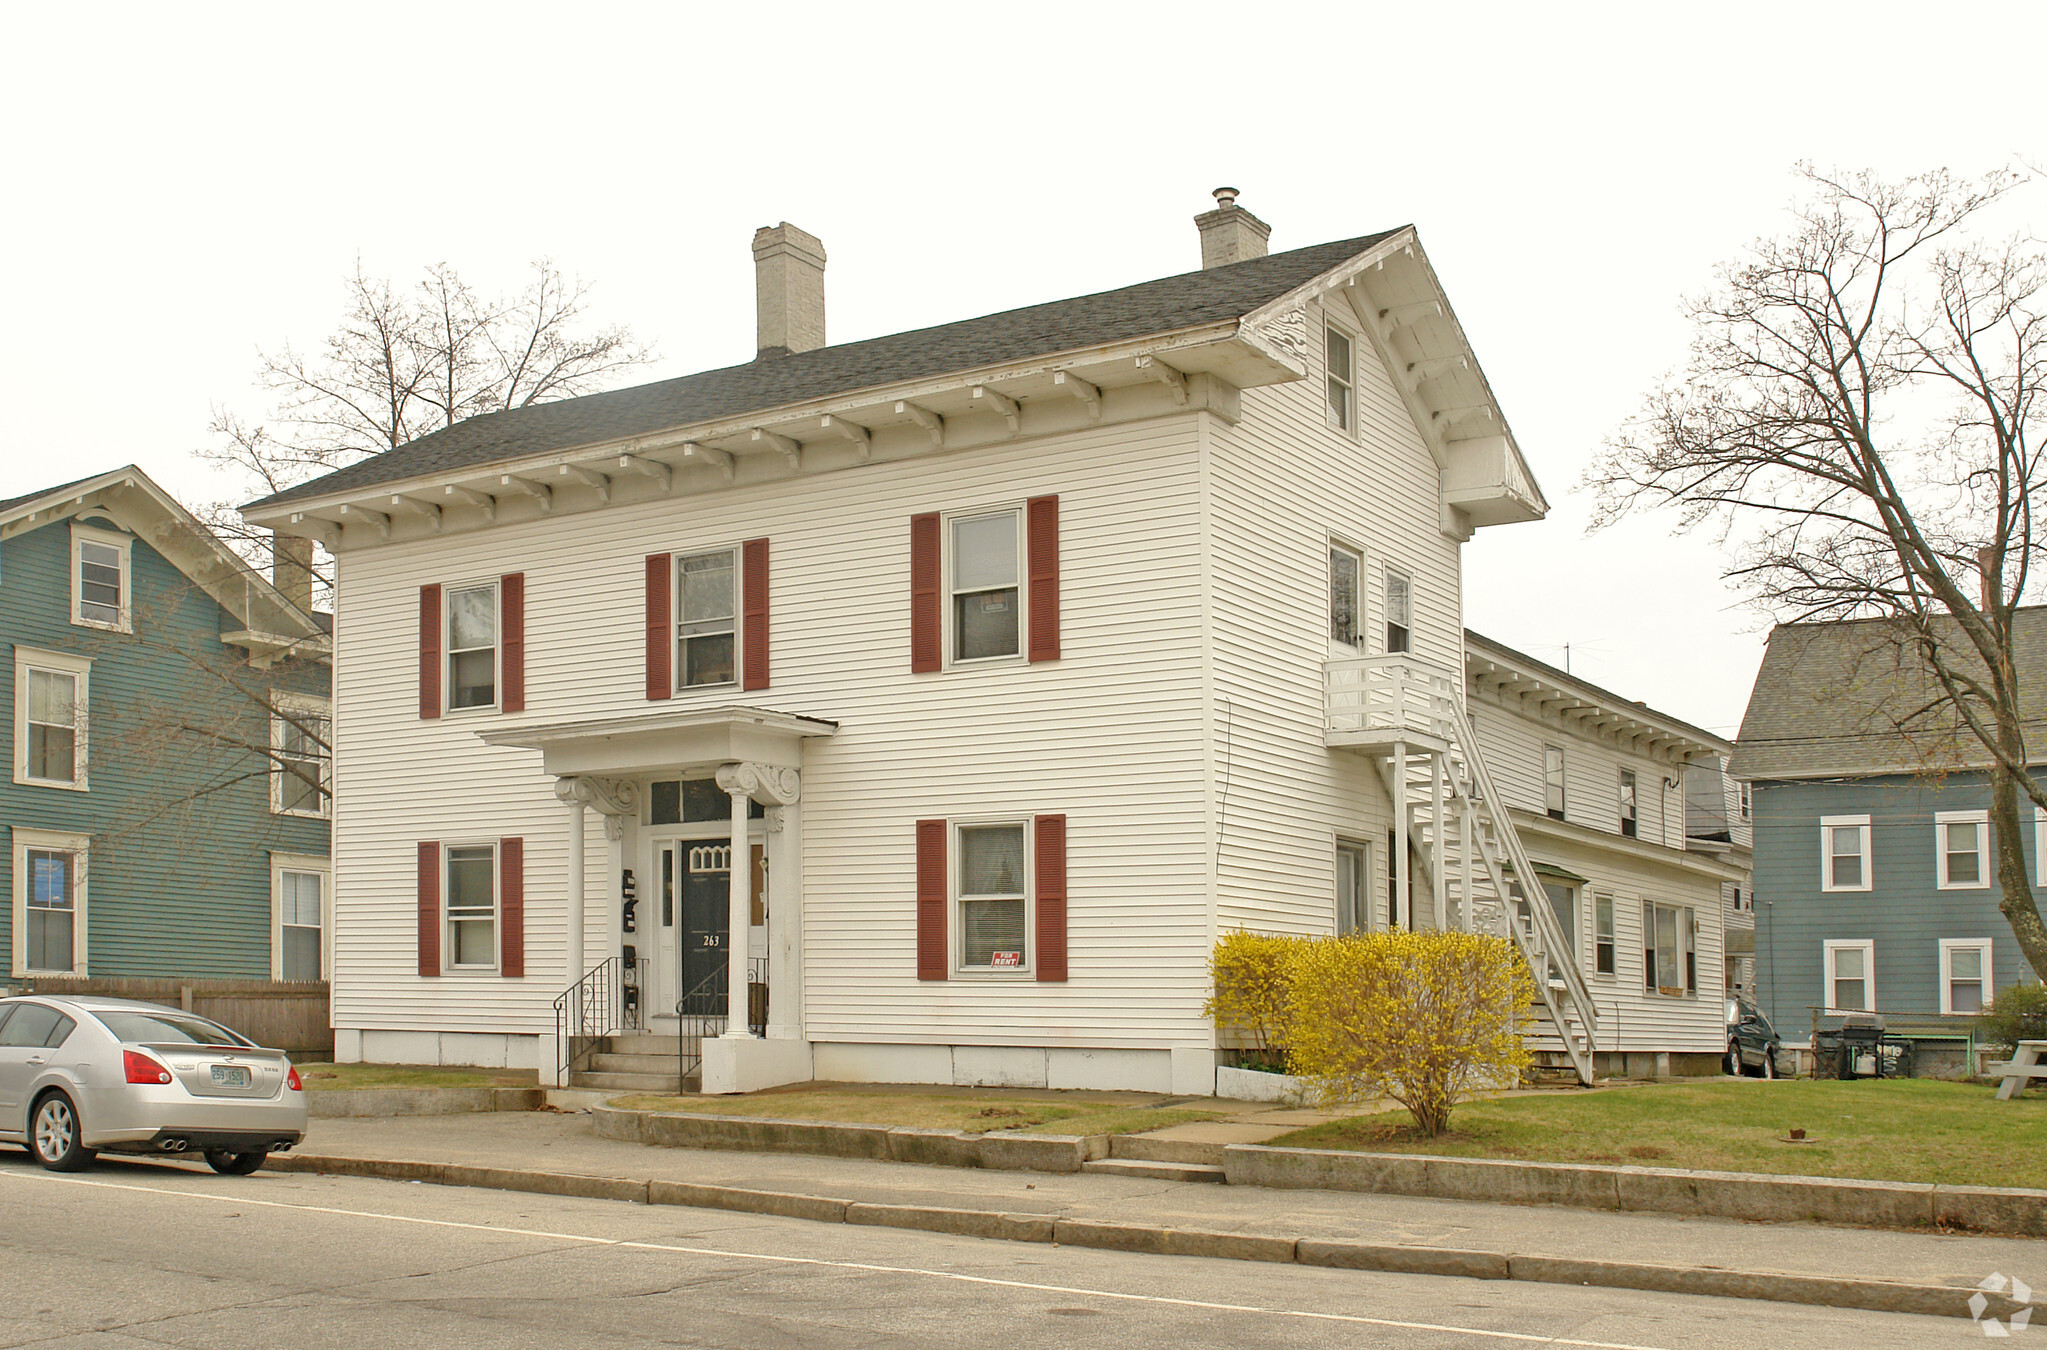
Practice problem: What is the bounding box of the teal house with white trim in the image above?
[1730,614,2044,1051]
[1,466,331,990]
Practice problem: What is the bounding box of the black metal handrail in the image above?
[676,957,768,1086]
[553,955,651,1084]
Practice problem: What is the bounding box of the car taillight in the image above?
[124,1050,173,1085]
[285,1065,303,1092]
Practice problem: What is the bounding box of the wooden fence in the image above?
[17,978,332,1057]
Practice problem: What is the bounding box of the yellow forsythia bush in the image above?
[1285,931,1536,1137]
[1202,930,1306,1068]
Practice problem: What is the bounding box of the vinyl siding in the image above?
[1751,774,2038,1035]
[330,417,1214,1047]
[1204,295,1459,938]
[0,517,329,979]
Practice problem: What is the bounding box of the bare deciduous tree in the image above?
[197,259,653,599]
[1589,165,2047,980]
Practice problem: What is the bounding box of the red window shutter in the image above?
[1034,814,1068,982]
[910,513,941,673]
[645,553,672,700]
[418,584,443,719]
[916,819,948,980]
[499,836,525,978]
[1026,495,1060,663]
[417,841,441,977]
[742,538,770,691]
[500,573,526,713]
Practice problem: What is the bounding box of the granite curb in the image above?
[264,1149,2035,1321]
[590,1103,1108,1173]
[307,1087,545,1119]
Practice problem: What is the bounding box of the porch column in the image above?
[1431,754,1448,931]
[714,762,801,1040]
[764,797,803,1039]
[552,776,642,992]
[556,787,586,988]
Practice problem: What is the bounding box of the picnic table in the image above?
[1990,1040,2047,1100]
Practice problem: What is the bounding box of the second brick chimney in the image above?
[752,222,827,358]
[1194,187,1271,269]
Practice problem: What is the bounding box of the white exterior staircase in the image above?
[1327,655,1599,1084]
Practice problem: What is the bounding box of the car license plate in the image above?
[210,1065,251,1088]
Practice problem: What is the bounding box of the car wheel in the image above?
[203,1149,269,1176]
[30,1092,95,1172]
[1725,1042,1741,1075]
[1760,1050,1778,1080]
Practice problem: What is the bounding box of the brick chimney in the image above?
[1194,187,1271,269]
[752,223,827,358]
[272,531,315,616]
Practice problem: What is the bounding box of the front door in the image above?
[679,845,732,1018]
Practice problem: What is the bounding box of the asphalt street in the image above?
[0,1150,1982,1349]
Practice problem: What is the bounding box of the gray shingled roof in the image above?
[0,469,121,517]
[247,231,1401,510]
[1729,609,2047,781]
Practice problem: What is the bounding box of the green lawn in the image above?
[608,1088,1221,1137]
[295,1063,539,1091]
[1267,1079,2047,1189]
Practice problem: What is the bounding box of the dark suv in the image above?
[1725,996,1784,1078]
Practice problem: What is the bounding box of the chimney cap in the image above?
[1212,186,1240,208]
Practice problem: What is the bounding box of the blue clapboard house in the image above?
[1,466,331,990]
[1730,614,2044,1059]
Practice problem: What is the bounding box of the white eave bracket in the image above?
[751,428,802,469]
[1135,355,1188,404]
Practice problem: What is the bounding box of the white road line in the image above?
[1,1169,1669,1350]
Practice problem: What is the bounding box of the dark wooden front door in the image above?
[679,857,730,1015]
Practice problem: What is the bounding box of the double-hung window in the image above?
[446,583,498,710]
[12,829,88,977]
[1940,938,1992,1015]
[1824,938,1874,1013]
[1643,901,1695,996]
[1326,326,1355,431]
[271,855,328,982]
[1329,544,1362,647]
[271,696,332,817]
[957,822,1028,970]
[1335,839,1368,935]
[1739,781,1752,823]
[1544,745,1565,820]
[1593,893,1616,976]
[1618,770,1638,838]
[14,648,89,790]
[445,844,498,969]
[677,549,738,687]
[951,510,1022,663]
[71,523,131,631]
[1936,810,1990,889]
[1820,815,1872,891]
[1384,568,1412,655]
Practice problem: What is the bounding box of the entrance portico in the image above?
[478,706,837,1090]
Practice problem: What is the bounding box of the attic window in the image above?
[1326,326,1354,432]
[70,523,131,632]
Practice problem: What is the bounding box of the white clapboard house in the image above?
[244,191,1731,1092]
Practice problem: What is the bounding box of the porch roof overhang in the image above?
[1508,808,1751,885]
[476,705,839,779]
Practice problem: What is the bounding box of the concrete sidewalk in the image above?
[274,1109,2044,1319]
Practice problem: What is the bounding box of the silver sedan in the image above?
[0,994,308,1174]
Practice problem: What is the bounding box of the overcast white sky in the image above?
[3,3,2040,738]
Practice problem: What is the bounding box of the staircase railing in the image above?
[552,955,651,1085]
[1445,700,1599,1082]
[676,957,769,1087]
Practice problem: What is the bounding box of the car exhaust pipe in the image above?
[159,1138,189,1153]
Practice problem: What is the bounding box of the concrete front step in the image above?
[1081,1158,1227,1184]
[570,1070,686,1092]
[1109,1135,1226,1167]
[604,1034,684,1055]
[588,1052,684,1075]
